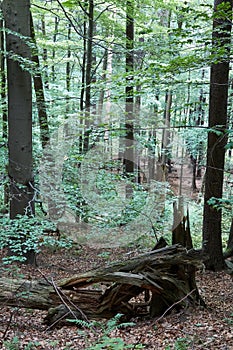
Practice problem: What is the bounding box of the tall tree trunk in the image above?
[83,0,94,153]
[97,48,108,119]
[0,17,8,210]
[80,16,87,113]
[78,16,87,154]
[124,0,134,197]
[0,18,7,139]
[191,155,197,191]
[41,15,49,89]
[66,23,71,114]
[202,0,232,270]
[224,217,233,259]
[3,0,35,264]
[148,127,156,182]
[195,78,206,180]
[51,16,59,83]
[162,90,172,174]
[99,45,113,143]
[196,142,203,179]
[30,13,50,149]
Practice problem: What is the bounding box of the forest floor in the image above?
[0,245,232,349]
[0,160,232,349]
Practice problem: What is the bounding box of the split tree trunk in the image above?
[0,245,204,327]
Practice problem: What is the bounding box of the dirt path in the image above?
[168,157,204,200]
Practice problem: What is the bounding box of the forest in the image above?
[0,0,233,349]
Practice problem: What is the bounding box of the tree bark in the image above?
[41,15,49,89]
[0,245,204,326]
[97,49,108,120]
[83,0,94,153]
[202,0,232,270]
[0,17,8,210]
[224,217,233,259]
[124,0,135,197]
[3,0,34,218]
[190,155,197,191]
[66,23,71,114]
[0,18,7,139]
[30,13,50,149]
[3,0,35,264]
[172,202,193,250]
[162,90,172,174]
[51,16,59,83]
[79,14,87,154]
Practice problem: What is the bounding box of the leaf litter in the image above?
[0,245,232,349]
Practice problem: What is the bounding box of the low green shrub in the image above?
[0,215,72,263]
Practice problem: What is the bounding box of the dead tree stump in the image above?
[0,245,205,326]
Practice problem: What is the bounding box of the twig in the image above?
[45,309,71,330]
[38,269,91,331]
[51,277,90,322]
[132,289,196,349]
[153,289,196,324]
[1,308,17,340]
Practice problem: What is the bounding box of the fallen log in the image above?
[0,245,205,326]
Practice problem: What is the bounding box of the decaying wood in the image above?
[0,245,205,326]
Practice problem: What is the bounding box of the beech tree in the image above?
[202,0,233,270]
[83,0,94,153]
[30,12,50,149]
[124,0,134,197]
[3,0,35,263]
[3,0,34,217]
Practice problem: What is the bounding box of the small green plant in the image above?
[224,313,233,325]
[97,251,111,259]
[3,336,40,350]
[3,336,20,350]
[0,215,72,263]
[47,340,60,348]
[0,264,24,278]
[174,338,190,350]
[87,337,129,349]
[165,337,190,350]
[68,314,145,349]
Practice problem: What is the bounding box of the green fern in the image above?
[174,338,190,350]
[69,314,144,349]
